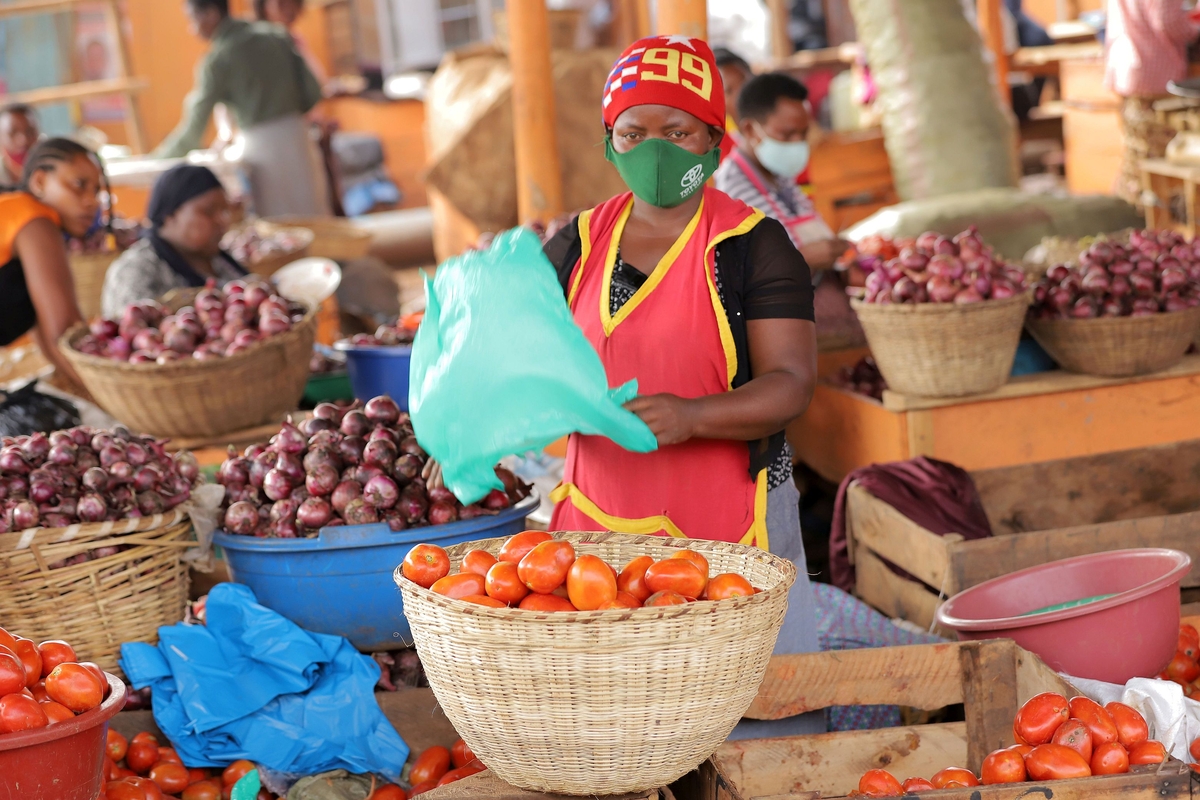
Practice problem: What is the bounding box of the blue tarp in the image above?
[120,584,408,780]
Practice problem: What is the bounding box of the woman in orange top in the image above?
[0,138,103,390]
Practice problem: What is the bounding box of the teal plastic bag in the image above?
[410,228,658,504]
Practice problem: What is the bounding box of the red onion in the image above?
[364,396,401,427]
[427,485,455,505]
[259,314,292,336]
[367,427,397,445]
[338,436,365,466]
[954,287,984,304]
[22,433,49,463]
[459,504,490,520]
[174,452,199,483]
[330,480,362,513]
[137,491,164,516]
[363,439,398,469]
[399,437,427,459]
[290,484,310,504]
[384,511,406,532]
[108,461,135,485]
[29,480,56,504]
[132,466,159,493]
[363,475,399,509]
[340,411,369,437]
[270,498,298,524]
[1071,297,1098,318]
[303,448,340,474]
[342,498,379,526]
[272,421,307,454]
[0,448,29,474]
[297,497,333,529]
[47,443,76,466]
[225,501,259,535]
[482,489,511,510]
[308,430,341,450]
[398,487,428,524]
[248,451,276,489]
[428,501,458,525]
[263,469,293,502]
[42,513,72,529]
[313,403,340,421]
[77,493,107,522]
[991,282,1018,300]
[274,451,305,483]
[12,500,39,530]
[300,417,335,438]
[99,443,126,468]
[306,464,339,497]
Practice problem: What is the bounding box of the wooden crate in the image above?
[846,439,1200,630]
[809,129,897,234]
[686,640,1192,800]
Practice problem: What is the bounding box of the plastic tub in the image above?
[0,673,126,800]
[936,548,1191,683]
[214,494,536,650]
[333,343,412,407]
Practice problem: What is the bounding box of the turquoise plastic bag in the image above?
[410,228,658,504]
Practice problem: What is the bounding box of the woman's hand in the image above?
[623,394,698,446]
[421,458,444,490]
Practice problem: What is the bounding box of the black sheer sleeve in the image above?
[742,217,815,322]
[541,216,582,299]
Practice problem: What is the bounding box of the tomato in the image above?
[1104,702,1148,749]
[1012,721,1030,746]
[1183,624,1200,648]
[45,663,104,712]
[703,573,754,601]
[857,769,903,797]
[461,594,507,608]
[1068,696,1119,746]
[107,780,147,800]
[601,592,642,609]
[670,550,710,580]
[1009,744,1033,757]
[436,759,485,787]
[78,662,109,696]
[901,777,935,792]
[0,629,16,656]
[182,781,222,800]
[643,559,706,599]
[461,550,498,577]
[150,762,191,794]
[408,781,437,797]
[1179,633,1199,661]
[1091,742,1130,775]
[107,729,129,761]
[430,573,486,600]
[370,784,407,800]
[451,738,475,769]
[158,747,183,765]
[485,561,528,605]
[930,767,979,788]
[223,760,257,787]
[29,680,49,703]
[127,776,164,800]
[567,554,618,610]
[0,651,26,697]
[518,541,576,594]
[187,768,211,785]
[1025,743,1092,780]
[126,741,161,775]
[1015,693,1070,745]
[1191,737,1200,763]
[410,745,452,785]
[40,700,74,724]
[550,584,570,599]
[644,590,689,607]
[1166,652,1200,685]
[1129,740,1167,765]
[497,531,552,564]
[401,545,451,589]
[131,732,159,747]
[616,556,654,602]
[518,593,578,612]
[0,692,48,733]
[35,640,76,680]
[11,639,41,689]
[981,748,1027,784]
[1051,718,1094,763]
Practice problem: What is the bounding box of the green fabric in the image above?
[604,137,719,208]
[154,18,322,158]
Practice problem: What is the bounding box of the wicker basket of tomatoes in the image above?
[394,531,796,796]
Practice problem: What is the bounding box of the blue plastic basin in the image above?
[213,495,535,650]
[333,343,412,408]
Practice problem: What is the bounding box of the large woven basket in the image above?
[69,251,120,321]
[396,532,796,795]
[269,215,373,261]
[227,221,314,277]
[851,292,1031,398]
[0,512,192,673]
[59,308,316,438]
[1026,305,1200,377]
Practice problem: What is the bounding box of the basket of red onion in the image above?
[848,227,1031,398]
[1027,231,1200,377]
[210,396,536,650]
[0,425,201,672]
[60,279,317,438]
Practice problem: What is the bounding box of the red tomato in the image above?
[1015,693,1070,745]
[616,556,654,602]
[222,760,257,787]
[930,767,979,788]
[430,573,486,600]
[981,748,1027,784]
[182,781,222,800]
[497,531,552,564]
[1091,742,1130,775]
[1105,702,1149,749]
[149,762,191,794]
[567,554,618,610]
[461,549,498,577]
[187,768,211,785]
[107,728,129,761]
[1051,718,1094,763]
[643,559,706,599]
[484,561,528,605]
[517,593,578,612]
[857,769,903,797]
[107,780,147,800]
[158,747,183,765]
[45,663,104,712]
[0,651,26,697]
[1183,624,1200,648]
[1009,744,1033,757]
[1167,653,1200,685]
[370,784,407,800]
[0,692,48,733]
[1129,740,1167,765]
[401,545,451,589]
[901,777,935,792]
[1069,696,1119,746]
[126,741,160,775]
[450,738,475,770]
[128,776,164,800]
[131,732,159,747]
[1191,737,1200,763]
[669,550,710,580]
[517,541,576,594]
[40,700,74,724]
[436,759,485,787]
[29,681,49,703]
[1179,633,1199,661]
[36,640,76,680]
[1025,743,1092,780]
[11,639,41,689]
[408,782,437,797]
[409,746,451,785]
[643,590,689,607]
[461,594,507,608]
[600,592,642,609]
[703,573,755,601]
[78,662,109,697]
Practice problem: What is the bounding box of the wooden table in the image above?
[1142,158,1200,239]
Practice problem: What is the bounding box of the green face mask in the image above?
[604,137,720,208]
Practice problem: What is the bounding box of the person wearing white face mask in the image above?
[715,73,849,271]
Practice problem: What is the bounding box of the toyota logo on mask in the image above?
[680,164,705,196]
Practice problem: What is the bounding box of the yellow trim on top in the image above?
[735,469,770,552]
[550,482,689,538]
[567,208,595,309]
[705,209,764,389]
[599,196,706,337]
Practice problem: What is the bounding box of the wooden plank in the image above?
[1014,644,1079,707]
[790,384,908,484]
[854,548,942,631]
[960,641,1019,773]
[0,0,80,17]
[1141,159,1200,182]
[1011,42,1103,69]
[845,484,958,590]
[905,409,934,458]
[0,77,147,106]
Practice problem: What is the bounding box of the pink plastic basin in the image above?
[935,548,1191,683]
[0,673,127,800]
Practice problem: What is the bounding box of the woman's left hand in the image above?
[624,394,697,446]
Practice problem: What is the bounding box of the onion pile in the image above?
[217,396,531,538]
[342,322,417,348]
[309,349,344,375]
[222,226,309,266]
[836,233,913,275]
[0,426,199,538]
[832,356,887,401]
[71,279,306,364]
[857,227,1028,305]
[1030,230,1200,319]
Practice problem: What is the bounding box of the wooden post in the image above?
[767,0,794,60]
[507,0,564,224]
[656,0,707,39]
[611,0,651,46]
[977,0,1010,106]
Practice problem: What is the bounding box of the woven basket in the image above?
[1026,306,1200,377]
[269,215,373,261]
[59,308,316,438]
[851,292,1031,398]
[229,221,314,277]
[0,512,192,673]
[69,251,120,321]
[396,532,796,795]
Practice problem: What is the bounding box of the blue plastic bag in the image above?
[410,228,657,503]
[119,584,408,780]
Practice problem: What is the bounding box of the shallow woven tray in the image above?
[1026,305,1200,377]
[396,532,796,796]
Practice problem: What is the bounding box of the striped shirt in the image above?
[714,151,834,250]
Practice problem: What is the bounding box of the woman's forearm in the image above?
[688,368,815,441]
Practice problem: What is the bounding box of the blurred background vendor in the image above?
[0,104,40,190]
[102,164,246,318]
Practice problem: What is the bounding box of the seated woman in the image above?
[102,164,247,317]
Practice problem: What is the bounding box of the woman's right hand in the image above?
[421,458,444,490]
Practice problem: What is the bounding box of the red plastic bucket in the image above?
[935,548,1191,684]
[0,673,127,800]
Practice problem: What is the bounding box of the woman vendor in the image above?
[0,138,101,392]
[102,164,247,318]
